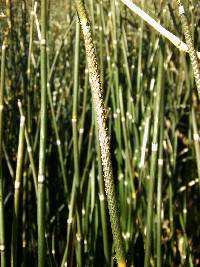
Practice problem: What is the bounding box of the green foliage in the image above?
[0,1,200,266]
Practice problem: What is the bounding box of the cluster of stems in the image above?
[0,1,200,266]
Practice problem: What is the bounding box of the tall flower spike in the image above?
[176,0,200,99]
[75,1,126,266]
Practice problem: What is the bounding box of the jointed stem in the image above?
[38,0,47,266]
[11,116,25,267]
[0,39,7,267]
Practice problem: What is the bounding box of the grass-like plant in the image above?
[0,1,200,266]
[121,0,200,59]
[144,47,164,267]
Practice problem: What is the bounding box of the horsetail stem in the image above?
[72,19,83,267]
[75,1,126,265]
[61,19,82,267]
[0,33,8,267]
[0,1,200,266]
[156,65,165,267]
[11,115,25,267]
[18,100,38,195]
[38,0,48,266]
[191,107,200,188]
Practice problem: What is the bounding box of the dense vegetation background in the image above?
[0,0,200,266]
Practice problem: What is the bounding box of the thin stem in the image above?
[72,19,82,267]
[0,37,7,267]
[18,100,38,195]
[156,69,164,267]
[38,0,48,266]
[61,18,82,267]
[191,107,200,188]
[11,115,25,267]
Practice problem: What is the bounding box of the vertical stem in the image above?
[72,19,82,267]
[0,38,7,267]
[72,19,80,188]
[27,0,35,133]
[78,68,89,154]
[47,82,68,195]
[11,115,25,267]
[18,101,38,195]
[38,0,47,266]
[61,18,82,267]
[191,107,200,188]
[156,71,164,267]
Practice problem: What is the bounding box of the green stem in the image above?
[61,18,82,267]
[156,71,164,267]
[191,107,200,188]
[72,19,82,267]
[0,38,7,267]
[144,47,163,267]
[11,115,25,267]
[38,0,48,266]
[18,101,37,195]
